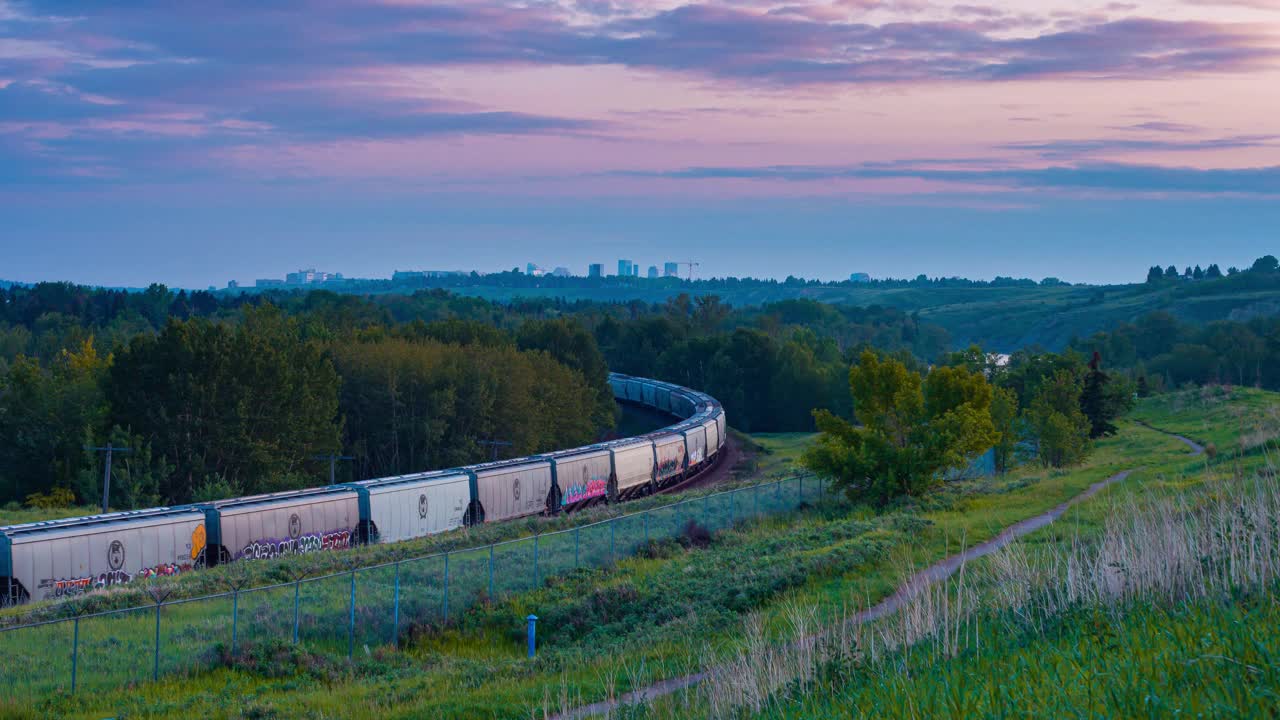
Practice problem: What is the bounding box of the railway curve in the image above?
[0,373,726,606]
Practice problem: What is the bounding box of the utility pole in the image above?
[312,453,354,485]
[477,439,513,462]
[86,443,131,514]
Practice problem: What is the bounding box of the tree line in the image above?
[0,300,616,510]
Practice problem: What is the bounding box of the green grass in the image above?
[736,432,818,479]
[0,505,100,526]
[7,387,1278,719]
[750,588,1280,719]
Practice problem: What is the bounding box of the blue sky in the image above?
[2,0,1279,287]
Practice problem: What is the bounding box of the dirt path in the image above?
[1135,421,1206,455]
[550,426,1201,719]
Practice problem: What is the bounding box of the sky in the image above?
[2,0,1279,288]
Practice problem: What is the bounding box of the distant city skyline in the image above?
[3,1,1279,288]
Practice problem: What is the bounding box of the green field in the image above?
[4,387,1277,719]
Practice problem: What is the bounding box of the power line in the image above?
[312,453,354,485]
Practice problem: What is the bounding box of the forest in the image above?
[0,283,941,509]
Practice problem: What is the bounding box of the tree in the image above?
[1146,266,1164,284]
[989,385,1020,473]
[1205,263,1223,279]
[1079,352,1127,438]
[1251,255,1279,273]
[1024,369,1091,467]
[1165,265,1179,278]
[803,351,997,506]
[1192,265,1205,280]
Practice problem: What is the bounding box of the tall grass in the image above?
[672,452,1280,718]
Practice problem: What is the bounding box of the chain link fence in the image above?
[0,473,824,700]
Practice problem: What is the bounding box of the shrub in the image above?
[24,487,76,509]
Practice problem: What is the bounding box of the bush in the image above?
[24,487,76,509]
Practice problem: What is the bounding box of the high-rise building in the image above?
[632,264,640,277]
[663,262,679,277]
[618,259,634,277]
[647,265,659,279]
[588,263,603,278]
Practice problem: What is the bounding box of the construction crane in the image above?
[677,260,700,282]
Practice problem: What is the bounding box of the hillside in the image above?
[374,272,1280,351]
[7,387,1275,718]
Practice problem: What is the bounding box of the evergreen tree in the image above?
[1193,265,1205,280]
[1165,265,1179,278]
[1145,266,1164,284]
[1080,352,1117,438]
[1206,263,1223,279]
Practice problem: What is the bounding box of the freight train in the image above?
[0,374,725,606]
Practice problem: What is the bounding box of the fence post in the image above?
[644,512,649,545]
[392,561,402,647]
[753,482,759,518]
[152,600,163,681]
[574,526,580,568]
[347,569,357,659]
[70,615,80,694]
[231,589,239,654]
[702,494,709,530]
[533,535,540,588]
[729,489,735,524]
[292,578,301,644]
[442,552,450,623]
[527,614,538,658]
[488,544,495,600]
[799,474,803,502]
[610,521,616,564]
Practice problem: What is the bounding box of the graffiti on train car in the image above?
[38,562,191,600]
[657,445,686,477]
[235,527,354,561]
[562,465,609,505]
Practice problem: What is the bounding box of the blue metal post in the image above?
[609,521,615,563]
[70,616,79,693]
[442,552,450,622]
[533,535,540,588]
[347,569,357,659]
[574,526,580,568]
[753,482,759,518]
[527,614,538,658]
[488,545,495,599]
[644,512,649,545]
[292,579,301,644]
[730,489,735,523]
[153,601,162,681]
[799,474,803,502]
[392,562,401,647]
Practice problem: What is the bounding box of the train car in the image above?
[467,459,554,524]
[701,416,720,456]
[715,412,727,448]
[609,439,656,499]
[640,380,658,407]
[653,382,673,413]
[608,376,628,401]
[203,487,359,565]
[652,432,688,483]
[0,507,207,606]
[624,377,645,403]
[670,390,696,419]
[682,424,709,467]
[547,448,612,507]
[349,471,471,544]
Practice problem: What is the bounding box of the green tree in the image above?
[1024,369,1091,467]
[803,351,997,506]
[990,385,1020,472]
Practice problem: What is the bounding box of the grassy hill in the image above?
[9,386,1276,718]
[405,273,1280,351]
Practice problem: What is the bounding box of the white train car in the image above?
[652,433,688,483]
[467,459,554,523]
[349,471,471,544]
[204,487,359,564]
[547,448,612,508]
[0,508,206,605]
[610,439,656,498]
[682,424,709,467]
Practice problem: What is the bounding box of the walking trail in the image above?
[551,426,1204,719]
